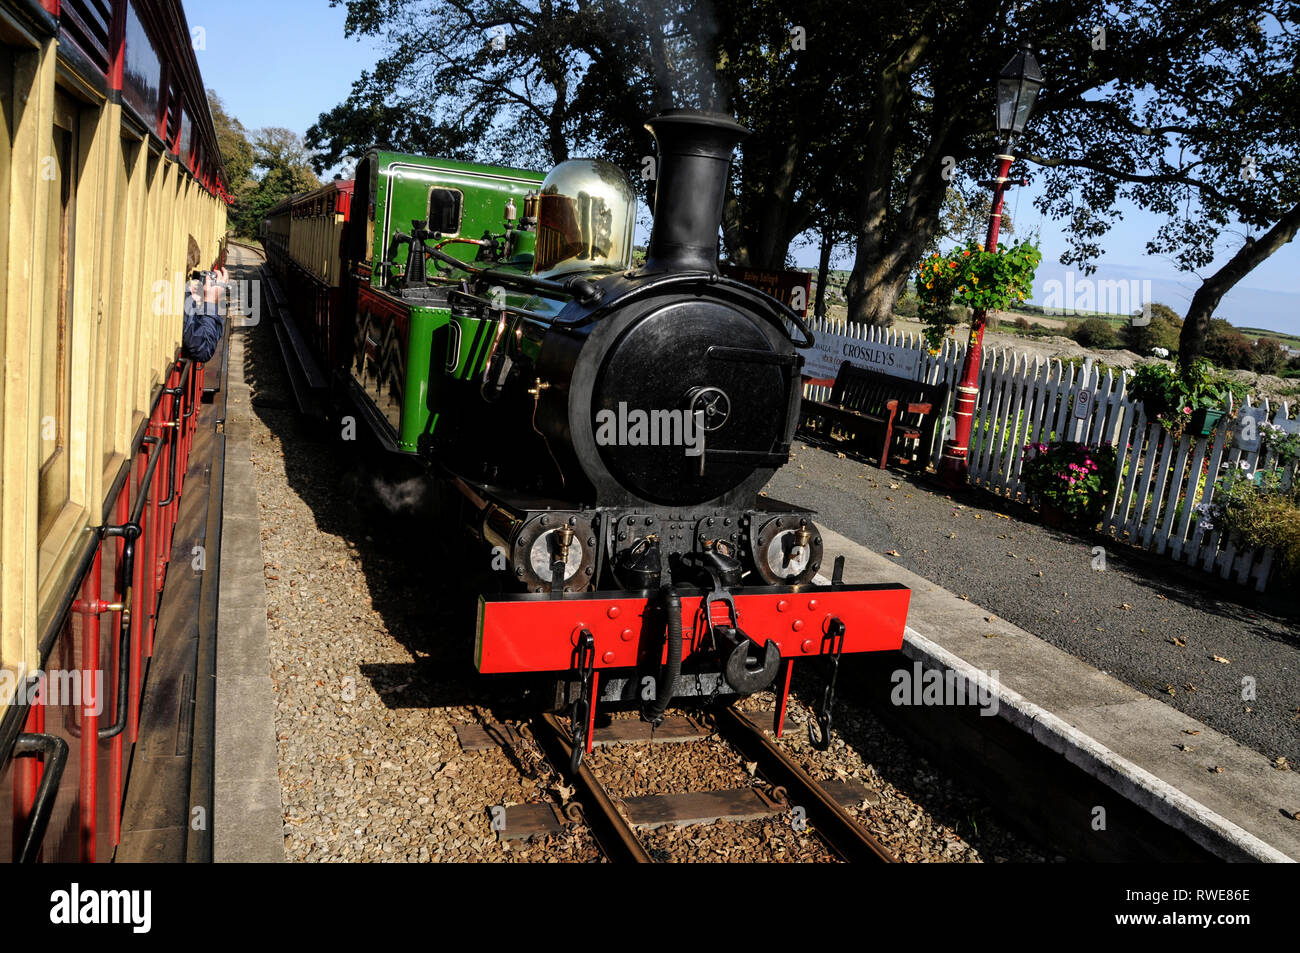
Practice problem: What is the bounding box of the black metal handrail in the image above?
[14,732,69,863]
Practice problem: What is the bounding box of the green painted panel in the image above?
[367,150,545,284]
[400,305,446,451]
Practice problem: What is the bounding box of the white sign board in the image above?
[1072,387,1092,419]
[802,330,921,382]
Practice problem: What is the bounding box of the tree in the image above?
[1251,336,1288,375]
[1073,317,1117,349]
[205,91,320,237]
[208,91,254,193]
[313,1,1294,331]
[1023,2,1300,368]
[1203,319,1254,370]
[1121,302,1182,353]
[241,127,320,236]
[208,90,258,234]
[938,180,1014,250]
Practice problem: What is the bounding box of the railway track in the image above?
[480,705,899,863]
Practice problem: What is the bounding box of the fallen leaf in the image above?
[1176,744,1195,752]
[984,633,997,639]
[1119,603,1132,611]
[835,452,846,459]
[996,513,1011,520]
[884,550,901,557]
[889,483,900,489]
[1035,571,1044,577]
[973,514,984,520]
[1185,683,1197,692]
[959,594,970,601]
[1168,637,1186,647]
[1273,757,1290,772]
[1209,766,1224,774]
[1210,654,1230,664]
[1182,729,1201,736]
[1163,685,1176,696]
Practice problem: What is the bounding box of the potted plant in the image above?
[1021,441,1119,528]
[915,240,1042,353]
[1127,359,1248,439]
[1198,468,1300,584]
[1260,421,1300,463]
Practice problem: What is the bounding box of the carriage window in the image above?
[38,91,79,542]
[427,188,463,235]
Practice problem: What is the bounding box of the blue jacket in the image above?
[183,298,224,363]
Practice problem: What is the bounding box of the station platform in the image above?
[815,525,1300,862]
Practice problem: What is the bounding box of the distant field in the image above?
[1237,327,1300,348]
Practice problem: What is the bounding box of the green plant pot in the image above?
[1189,408,1225,437]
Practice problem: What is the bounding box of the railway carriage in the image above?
[264,110,913,769]
[0,0,228,862]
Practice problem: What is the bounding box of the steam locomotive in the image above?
[263,109,910,765]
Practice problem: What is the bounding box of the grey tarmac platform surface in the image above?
[769,443,1300,861]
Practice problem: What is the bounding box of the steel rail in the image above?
[713,705,898,863]
[533,713,653,864]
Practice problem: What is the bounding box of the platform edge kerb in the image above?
[898,627,1296,864]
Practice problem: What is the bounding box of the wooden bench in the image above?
[800,362,949,469]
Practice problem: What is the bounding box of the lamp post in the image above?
[938,42,1044,488]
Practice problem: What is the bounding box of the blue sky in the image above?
[187,0,1299,337]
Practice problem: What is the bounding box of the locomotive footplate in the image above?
[476,579,911,748]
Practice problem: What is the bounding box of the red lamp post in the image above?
[938,42,1044,487]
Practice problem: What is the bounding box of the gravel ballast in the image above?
[239,299,1049,862]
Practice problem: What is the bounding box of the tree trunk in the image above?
[845,259,907,325]
[815,224,833,318]
[1179,201,1300,365]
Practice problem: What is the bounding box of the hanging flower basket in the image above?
[913,240,1042,353]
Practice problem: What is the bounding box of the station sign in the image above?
[801,332,921,385]
[720,264,812,316]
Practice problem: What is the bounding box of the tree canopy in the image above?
[309,1,1297,349]
[208,91,321,237]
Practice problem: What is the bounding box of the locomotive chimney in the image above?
[642,109,748,273]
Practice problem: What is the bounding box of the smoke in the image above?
[368,474,435,518]
[339,461,438,525]
[628,0,732,112]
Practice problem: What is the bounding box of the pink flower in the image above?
[1183,406,1192,414]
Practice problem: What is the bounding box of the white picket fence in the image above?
[800,316,1299,591]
